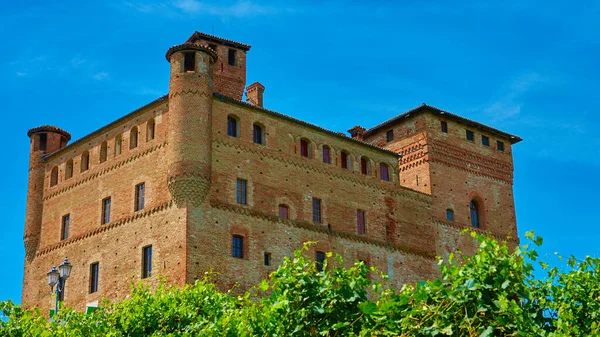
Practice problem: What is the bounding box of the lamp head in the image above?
[58,257,72,279]
[47,266,59,287]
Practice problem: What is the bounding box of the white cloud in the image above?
[483,72,547,123]
[125,0,290,18]
[16,72,27,76]
[92,72,109,81]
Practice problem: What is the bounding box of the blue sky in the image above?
[1,1,598,303]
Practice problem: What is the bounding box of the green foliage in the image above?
[1,233,599,336]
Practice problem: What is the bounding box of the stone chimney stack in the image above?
[348,126,366,141]
[246,82,265,107]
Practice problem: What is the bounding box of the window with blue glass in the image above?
[232,235,244,258]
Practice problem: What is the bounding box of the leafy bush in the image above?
[1,232,598,336]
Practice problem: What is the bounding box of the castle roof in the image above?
[185,31,251,51]
[27,125,71,141]
[364,103,523,144]
[165,43,218,61]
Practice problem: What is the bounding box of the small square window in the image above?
[278,204,289,219]
[184,52,195,72]
[264,252,272,266]
[466,130,474,142]
[497,141,505,152]
[441,121,448,133]
[482,135,490,146]
[386,130,394,142]
[228,49,236,66]
[232,235,244,258]
[446,209,454,221]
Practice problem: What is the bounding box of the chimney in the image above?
[246,82,265,107]
[348,126,366,141]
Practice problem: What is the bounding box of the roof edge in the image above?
[186,31,251,51]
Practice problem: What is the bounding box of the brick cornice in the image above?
[214,137,432,205]
[432,216,520,244]
[209,199,436,260]
[44,142,168,201]
[35,201,174,257]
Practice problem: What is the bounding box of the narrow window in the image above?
[322,145,331,164]
[135,183,145,211]
[441,121,448,133]
[81,151,90,172]
[341,151,351,170]
[357,209,366,234]
[89,262,99,294]
[142,245,152,278]
[50,167,59,187]
[99,141,108,163]
[360,158,370,175]
[228,49,236,66]
[65,160,73,179]
[130,127,138,149]
[39,134,47,151]
[466,130,474,142]
[101,197,111,224]
[253,123,264,144]
[227,116,238,137]
[264,252,271,266]
[236,179,247,205]
[386,130,394,142]
[184,52,195,72]
[61,214,70,241]
[497,141,505,152]
[380,164,390,182]
[446,209,454,221]
[312,198,322,223]
[278,204,289,219]
[315,251,326,272]
[482,135,490,147]
[470,200,480,228]
[232,235,244,258]
[114,135,122,156]
[146,119,155,142]
[300,139,310,158]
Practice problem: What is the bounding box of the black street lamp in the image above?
[47,257,72,316]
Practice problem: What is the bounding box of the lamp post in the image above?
[47,257,72,317]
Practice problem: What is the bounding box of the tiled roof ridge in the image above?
[186,31,251,51]
[27,125,71,141]
[165,42,218,61]
[364,103,523,144]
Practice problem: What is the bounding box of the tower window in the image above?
[253,123,264,145]
[61,214,70,241]
[99,141,108,163]
[380,164,390,182]
[322,145,331,164]
[101,197,111,224]
[315,251,326,272]
[386,130,394,142]
[441,121,448,133]
[497,141,505,152]
[227,116,239,137]
[114,135,122,156]
[81,151,90,172]
[446,209,454,221]
[357,209,366,234]
[466,130,474,142]
[264,252,272,266]
[470,200,480,228]
[135,183,145,211]
[300,139,310,158]
[39,134,47,152]
[360,157,370,175]
[146,119,155,142]
[312,198,322,223]
[341,151,351,170]
[65,160,73,180]
[89,262,99,294]
[228,49,236,66]
[482,135,490,146]
[278,204,289,219]
[184,52,195,72]
[50,167,59,187]
[236,179,247,205]
[142,245,152,278]
[130,127,138,149]
[232,235,244,258]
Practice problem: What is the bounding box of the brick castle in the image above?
[22,32,521,311]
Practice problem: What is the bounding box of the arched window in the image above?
[50,167,58,187]
[253,123,264,145]
[99,141,108,163]
[322,145,331,164]
[300,139,310,158]
[379,163,390,181]
[470,201,480,228]
[360,157,371,175]
[278,204,289,219]
[65,159,73,179]
[146,119,155,142]
[227,115,239,137]
[446,209,454,221]
[130,127,138,149]
[81,151,90,172]
[341,151,351,170]
[114,135,122,156]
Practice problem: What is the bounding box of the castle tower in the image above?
[165,42,218,207]
[24,126,70,261]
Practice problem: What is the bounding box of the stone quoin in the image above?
[22,31,521,312]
